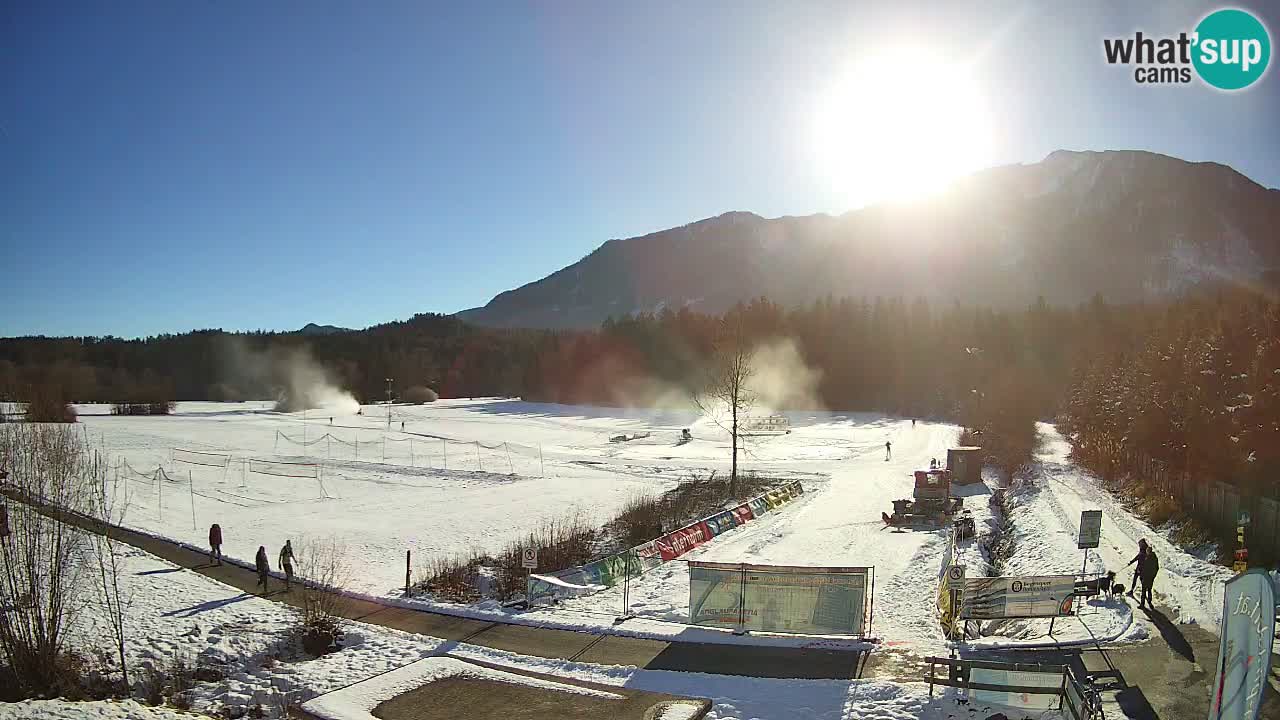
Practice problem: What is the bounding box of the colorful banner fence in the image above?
[527,480,804,606]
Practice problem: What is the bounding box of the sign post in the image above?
[1078,510,1103,575]
[1234,511,1250,574]
[521,547,538,602]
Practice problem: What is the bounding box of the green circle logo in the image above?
[1192,8,1271,90]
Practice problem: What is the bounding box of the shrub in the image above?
[402,385,438,404]
[292,536,352,656]
[110,402,174,416]
[23,382,76,423]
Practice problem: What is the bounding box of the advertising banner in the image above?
[749,496,770,517]
[741,564,869,635]
[1078,510,1103,549]
[690,562,871,636]
[961,576,1076,619]
[526,572,603,606]
[970,668,1064,711]
[732,503,754,524]
[1208,569,1276,720]
[705,511,738,536]
[688,561,746,627]
[657,521,710,560]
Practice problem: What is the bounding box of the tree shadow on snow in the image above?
[162,592,255,618]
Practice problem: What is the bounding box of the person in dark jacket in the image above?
[255,546,270,593]
[208,523,223,566]
[885,441,892,461]
[1139,549,1159,609]
[278,540,295,591]
[1125,538,1150,600]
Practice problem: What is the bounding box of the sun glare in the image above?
[811,46,994,207]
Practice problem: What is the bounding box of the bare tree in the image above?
[88,458,132,690]
[691,316,756,493]
[0,423,96,697]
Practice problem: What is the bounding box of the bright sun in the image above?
[811,46,994,206]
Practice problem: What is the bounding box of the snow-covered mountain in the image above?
[459,150,1280,329]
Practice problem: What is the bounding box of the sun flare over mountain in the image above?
[811,46,995,206]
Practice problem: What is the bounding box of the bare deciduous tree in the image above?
[692,316,756,493]
[88,462,132,690]
[0,423,96,697]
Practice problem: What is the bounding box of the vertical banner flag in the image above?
[1207,569,1275,720]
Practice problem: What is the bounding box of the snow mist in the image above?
[216,338,359,413]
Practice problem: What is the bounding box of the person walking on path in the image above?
[885,440,892,461]
[1139,548,1159,609]
[207,523,223,566]
[278,539,296,592]
[255,546,271,594]
[1125,538,1150,601]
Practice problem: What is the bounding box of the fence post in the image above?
[443,439,448,470]
[189,469,197,531]
[504,443,514,474]
[539,445,545,477]
[734,563,747,635]
[405,549,411,597]
[476,443,483,472]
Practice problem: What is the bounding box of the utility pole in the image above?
[385,377,393,431]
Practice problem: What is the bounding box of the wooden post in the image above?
[405,549,412,596]
[189,469,197,531]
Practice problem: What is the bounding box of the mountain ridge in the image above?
[458,150,1280,329]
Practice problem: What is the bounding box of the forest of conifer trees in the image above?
[2,286,1277,499]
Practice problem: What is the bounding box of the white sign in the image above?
[521,548,538,570]
[970,668,1063,711]
[1078,510,1103,549]
[961,576,1076,619]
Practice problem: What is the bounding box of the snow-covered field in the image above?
[67,401,1233,655]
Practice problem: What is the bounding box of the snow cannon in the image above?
[884,469,964,526]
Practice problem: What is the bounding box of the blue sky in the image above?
[3,0,1279,338]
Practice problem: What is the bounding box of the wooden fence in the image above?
[1073,434,1278,561]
